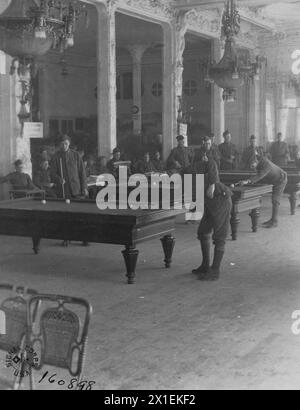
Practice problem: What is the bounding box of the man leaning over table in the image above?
[238,149,287,229]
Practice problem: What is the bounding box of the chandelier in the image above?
[0,0,86,60]
[205,0,263,102]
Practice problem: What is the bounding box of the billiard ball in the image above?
[66,199,71,204]
[42,200,46,205]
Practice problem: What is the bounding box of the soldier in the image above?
[219,130,239,170]
[238,150,287,228]
[135,152,156,174]
[0,159,37,193]
[240,135,258,170]
[152,151,165,173]
[34,160,57,198]
[167,135,194,174]
[269,132,290,167]
[50,135,88,199]
[192,136,232,281]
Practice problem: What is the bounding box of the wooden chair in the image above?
[0,284,39,390]
[26,294,92,390]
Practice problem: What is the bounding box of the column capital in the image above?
[127,45,147,65]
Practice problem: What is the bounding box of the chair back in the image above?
[0,284,38,353]
[27,294,92,378]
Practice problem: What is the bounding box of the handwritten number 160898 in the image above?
[38,371,96,390]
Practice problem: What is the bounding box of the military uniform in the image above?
[167,146,194,174]
[135,160,156,174]
[219,142,238,170]
[152,159,165,173]
[34,168,57,198]
[269,141,289,167]
[249,157,287,226]
[51,149,87,199]
[0,172,36,191]
[193,159,232,280]
[240,146,257,170]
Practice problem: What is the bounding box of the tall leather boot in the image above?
[264,203,279,228]
[198,248,224,281]
[192,237,210,274]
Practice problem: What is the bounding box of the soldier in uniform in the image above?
[238,150,287,228]
[269,132,290,167]
[167,135,194,174]
[152,151,165,173]
[219,130,239,170]
[240,135,258,170]
[192,136,232,281]
[34,159,57,198]
[51,135,88,199]
[0,159,37,193]
[135,152,156,174]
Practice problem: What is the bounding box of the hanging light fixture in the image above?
[0,0,86,125]
[205,0,263,102]
[0,0,86,61]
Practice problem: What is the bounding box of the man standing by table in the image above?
[219,130,239,170]
[269,132,290,167]
[192,136,232,281]
[238,150,287,228]
[51,135,88,199]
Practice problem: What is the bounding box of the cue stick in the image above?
[60,158,65,199]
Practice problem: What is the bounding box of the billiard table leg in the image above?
[161,235,175,268]
[122,246,139,285]
[32,237,41,255]
[289,192,297,215]
[250,208,260,232]
[230,210,240,241]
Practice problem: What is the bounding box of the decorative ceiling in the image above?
[174,0,300,27]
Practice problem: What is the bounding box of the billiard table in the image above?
[0,198,185,284]
[220,169,300,216]
[229,184,273,240]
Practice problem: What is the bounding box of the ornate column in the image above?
[211,39,225,143]
[162,22,176,160]
[128,45,146,136]
[161,12,189,159]
[277,81,286,134]
[259,60,267,147]
[248,78,260,140]
[96,1,117,158]
[11,60,32,176]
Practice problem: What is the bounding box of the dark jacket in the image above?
[240,146,257,170]
[250,157,287,186]
[269,141,289,167]
[135,160,156,174]
[167,146,194,171]
[51,149,87,197]
[219,142,239,170]
[0,172,36,190]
